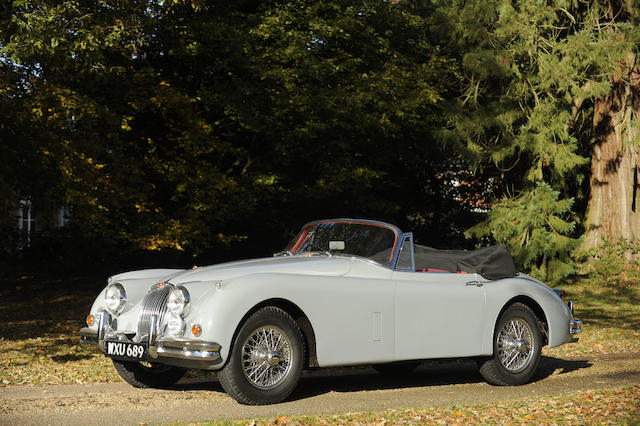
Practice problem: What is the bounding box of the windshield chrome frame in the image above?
[392,232,415,271]
[288,218,405,269]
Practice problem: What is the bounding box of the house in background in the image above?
[16,199,70,247]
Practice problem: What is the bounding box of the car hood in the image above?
[168,255,354,284]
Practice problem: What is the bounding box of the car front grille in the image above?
[137,282,173,342]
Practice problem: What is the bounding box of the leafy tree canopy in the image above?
[1,0,462,262]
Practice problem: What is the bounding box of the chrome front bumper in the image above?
[79,311,222,369]
[156,338,221,362]
[80,327,99,346]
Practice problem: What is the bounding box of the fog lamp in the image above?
[165,313,185,337]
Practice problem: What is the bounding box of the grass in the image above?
[0,271,638,386]
[544,274,640,358]
[0,274,118,386]
[185,385,640,425]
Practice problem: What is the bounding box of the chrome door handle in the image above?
[465,281,483,287]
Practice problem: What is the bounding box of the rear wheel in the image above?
[217,306,305,405]
[113,360,186,388]
[478,303,542,386]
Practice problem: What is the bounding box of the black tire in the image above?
[112,360,186,388]
[373,361,419,375]
[478,302,542,386]
[217,306,305,405]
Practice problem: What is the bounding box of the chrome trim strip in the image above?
[149,314,158,346]
[158,339,221,352]
[156,338,222,363]
[393,232,416,271]
[148,314,159,358]
[409,233,415,271]
[97,310,112,351]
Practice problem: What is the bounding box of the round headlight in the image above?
[104,283,126,314]
[167,286,190,316]
[164,313,185,336]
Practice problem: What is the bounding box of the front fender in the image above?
[186,272,325,368]
[482,277,572,353]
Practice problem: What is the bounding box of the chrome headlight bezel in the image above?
[104,283,126,315]
[166,286,190,317]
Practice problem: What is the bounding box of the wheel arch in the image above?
[230,298,318,368]
[497,296,549,346]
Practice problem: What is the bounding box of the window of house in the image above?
[17,199,35,245]
[56,206,70,228]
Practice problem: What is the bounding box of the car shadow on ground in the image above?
[169,356,593,401]
[536,355,592,378]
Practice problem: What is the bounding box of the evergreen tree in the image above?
[439,0,640,280]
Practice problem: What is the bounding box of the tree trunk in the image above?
[583,53,640,249]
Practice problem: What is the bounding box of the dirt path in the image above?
[1,352,639,425]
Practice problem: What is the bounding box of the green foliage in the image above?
[0,0,463,261]
[466,183,580,283]
[440,0,640,187]
[436,0,640,273]
[578,239,640,289]
[1,0,637,272]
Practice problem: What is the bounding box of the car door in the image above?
[307,261,397,367]
[393,270,487,360]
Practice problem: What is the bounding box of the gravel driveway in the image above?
[1,352,639,425]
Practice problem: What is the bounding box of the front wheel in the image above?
[113,360,186,388]
[478,302,542,386]
[217,306,305,405]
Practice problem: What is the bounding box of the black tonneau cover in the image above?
[414,244,517,280]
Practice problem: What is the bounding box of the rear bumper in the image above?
[567,301,582,343]
[570,319,582,335]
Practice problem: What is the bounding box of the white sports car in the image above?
[80,218,581,404]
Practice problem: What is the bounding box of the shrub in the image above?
[578,239,640,289]
[466,183,581,283]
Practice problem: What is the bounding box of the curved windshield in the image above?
[284,220,399,265]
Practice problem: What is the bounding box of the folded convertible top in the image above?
[414,244,517,280]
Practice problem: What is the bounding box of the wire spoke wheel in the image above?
[496,318,534,372]
[217,306,304,404]
[241,325,293,390]
[478,303,542,386]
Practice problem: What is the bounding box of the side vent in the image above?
[372,312,382,342]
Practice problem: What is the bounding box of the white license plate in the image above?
[105,341,146,361]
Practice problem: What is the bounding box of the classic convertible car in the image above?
[80,219,581,404]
